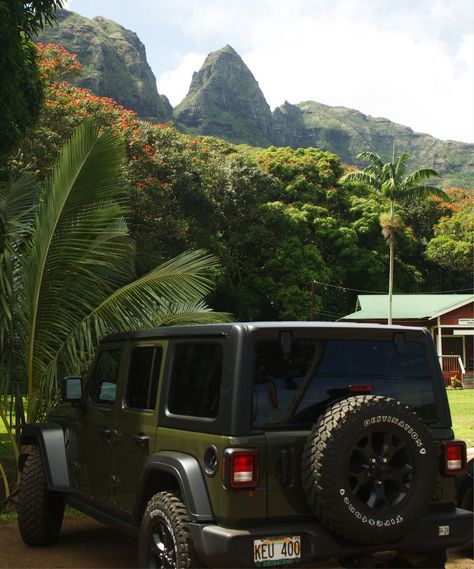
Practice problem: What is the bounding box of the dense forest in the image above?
[8,44,474,322]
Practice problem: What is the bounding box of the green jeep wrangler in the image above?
[17,323,473,568]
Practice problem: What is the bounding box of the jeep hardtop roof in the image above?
[101,321,430,343]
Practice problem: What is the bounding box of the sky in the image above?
[65,0,474,143]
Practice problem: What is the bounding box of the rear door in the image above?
[113,342,167,514]
[253,332,441,518]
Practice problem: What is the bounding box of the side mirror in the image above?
[62,376,83,405]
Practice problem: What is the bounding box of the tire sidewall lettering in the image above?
[340,488,404,527]
[362,415,426,454]
[148,507,177,551]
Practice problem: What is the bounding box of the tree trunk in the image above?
[388,233,394,325]
[388,201,395,325]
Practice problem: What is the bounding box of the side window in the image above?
[168,343,223,418]
[126,346,163,410]
[90,349,122,405]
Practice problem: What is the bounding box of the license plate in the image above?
[253,535,301,566]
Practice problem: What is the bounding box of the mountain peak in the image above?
[36,9,171,121]
[174,45,273,146]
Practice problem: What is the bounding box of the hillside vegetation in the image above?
[36,11,474,189]
[11,44,472,323]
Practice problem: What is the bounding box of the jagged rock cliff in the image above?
[174,45,273,146]
[37,11,473,188]
[36,10,171,122]
[176,48,472,187]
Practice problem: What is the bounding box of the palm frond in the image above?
[0,173,41,349]
[0,173,41,236]
[35,250,225,409]
[20,121,127,403]
[356,151,385,170]
[403,168,441,188]
[394,152,410,179]
[401,185,450,202]
[340,171,380,189]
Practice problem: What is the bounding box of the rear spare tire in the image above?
[302,395,436,544]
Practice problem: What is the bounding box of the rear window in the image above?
[168,343,223,418]
[253,338,437,428]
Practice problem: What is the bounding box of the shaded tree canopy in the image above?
[0,0,63,163]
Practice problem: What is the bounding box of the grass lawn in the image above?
[447,389,474,447]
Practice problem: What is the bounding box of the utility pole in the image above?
[311,280,316,320]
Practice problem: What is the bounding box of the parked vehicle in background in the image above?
[17,323,474,568]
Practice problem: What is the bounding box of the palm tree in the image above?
[341,151,449,324]
[0,120,228,423]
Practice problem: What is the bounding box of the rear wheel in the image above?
[138,491,201,569]
[18,447,65,545]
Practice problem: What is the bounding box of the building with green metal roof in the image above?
[343,294,474,322]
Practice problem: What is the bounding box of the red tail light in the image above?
[349,385,373,392]
[224,449,259,488]
[444,441,467,475]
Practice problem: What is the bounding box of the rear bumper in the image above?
[189,508,474,568]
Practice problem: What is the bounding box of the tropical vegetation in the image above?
[340,152,450,323]
[0,120,228,503]
[0,0,64,162]
[1,38,473,512]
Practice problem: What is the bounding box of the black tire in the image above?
[302,395,437,545]
[138,491,202,569]
[17,447,65,545]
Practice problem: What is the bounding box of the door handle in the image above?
[98,427,114,441]
[133,433,150,446]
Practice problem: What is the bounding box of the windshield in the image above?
[253,338,437,428]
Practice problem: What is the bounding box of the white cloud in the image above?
[155,0,474,142]
[157,52,206,106]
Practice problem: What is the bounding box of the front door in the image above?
[113,342,166,514]
[75,346,124,504]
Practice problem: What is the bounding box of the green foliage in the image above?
[341,152,448,321]
[11,44,471,330]
[425,207,474,272]
[0,0,63,163]
[1,121,227,421]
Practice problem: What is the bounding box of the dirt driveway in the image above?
[1,517,472,569]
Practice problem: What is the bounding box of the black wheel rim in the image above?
[347,429,415,511]
[148,518,176,569]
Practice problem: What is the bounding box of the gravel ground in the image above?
[0,517,472,569]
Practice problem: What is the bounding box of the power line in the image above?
[311,279,474,295]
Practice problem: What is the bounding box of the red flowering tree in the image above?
[12,43,141,176]
[12,44,230,274]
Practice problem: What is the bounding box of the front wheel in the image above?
[138,491,201,569]
[17,447,65,545]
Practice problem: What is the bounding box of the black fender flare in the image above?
[20,422,70,492]
[134,451,214,523]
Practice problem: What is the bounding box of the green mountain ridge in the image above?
[38,11,473,188]
[272,101,474,187]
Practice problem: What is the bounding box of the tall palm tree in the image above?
[341,151,449,324]
[0,121,228,422]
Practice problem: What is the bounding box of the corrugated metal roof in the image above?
[342,294,474,320]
